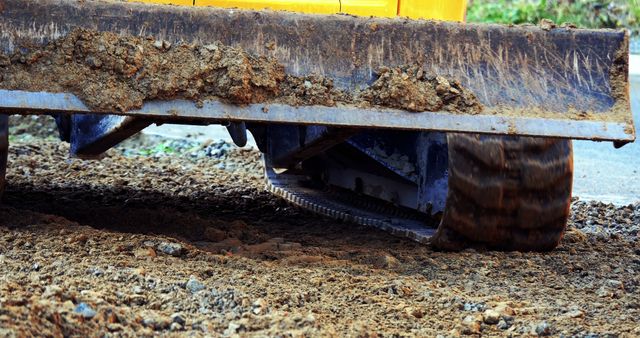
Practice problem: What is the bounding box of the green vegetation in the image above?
[467,0,640,35]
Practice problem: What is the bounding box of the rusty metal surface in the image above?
[0,0,632,120]
[0,90,633,141]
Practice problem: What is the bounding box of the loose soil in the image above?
[0,122,639,336]
[0,29,482,114]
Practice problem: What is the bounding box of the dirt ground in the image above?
[1,117,639,337]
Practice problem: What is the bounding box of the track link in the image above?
[265,168,436,243]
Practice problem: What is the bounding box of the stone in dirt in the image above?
[156,242,183,256]
[186,276,205,293]
[74,303,97,319]
[482,309,501,324]
[461,314,482,334]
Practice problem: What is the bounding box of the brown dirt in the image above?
[0,136,639,336]
[360,65,483,114]
[0,28,481,114]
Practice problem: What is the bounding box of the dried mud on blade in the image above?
[0,0,634,141]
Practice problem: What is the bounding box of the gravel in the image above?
[0,116,639,336]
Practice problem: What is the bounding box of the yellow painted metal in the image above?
[131,0,193,6]
[398,0,466,21]
[195,0,340,14]
[341,0,398,18]
[130,0,467,21]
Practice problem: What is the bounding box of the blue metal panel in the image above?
[69,115,150,158]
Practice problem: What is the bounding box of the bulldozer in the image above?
[0,0,633,251]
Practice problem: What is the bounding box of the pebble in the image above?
[74,303,97,319]
[141,312,171,330]
[535,321,551,336]
[561,310,585,319]
[463,302,486,312]
[606,279,624,289]
[156,242,183,256]
[483,309,500,324]
[461,314,482,334]
[43,285,63,298]
[497,319,510,330]
[224,322,242,336]
[252,298,267,315]
[87,267,104,277]
[170,313,186,326]
[186,276,205,293]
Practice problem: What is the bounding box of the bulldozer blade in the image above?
[0,0,634,141]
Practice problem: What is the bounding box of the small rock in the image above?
[186,276,205,293]
[539,18,557,31]
[132,286,143,294]
[497,319,510,330]
[252,298,267,315]
[535,321,552,336]
[203,44,219,52]
[170,322,183,331]
[87,267,104,277]
[171,313,186,326]
[224,322,242,335]
[43,285,63,298]
[483,309,500,324]
[494,302,515,316]
[461,314,482,334]
[463,302,486,312]
[407,307,424,319]
[133,248,158,257]
[74,303,97,319]
[156,242,183,256]
[561,310,584,319]
[606,279,624,289]
[141,312,171,330]
[107,323,123,332]
[85,56,102,69]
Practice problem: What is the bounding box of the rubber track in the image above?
[434,133,573,251]
[0,115,8,199]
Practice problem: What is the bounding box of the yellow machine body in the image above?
[131,0,466,21]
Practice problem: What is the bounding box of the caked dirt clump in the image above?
[0,28,480,114]
[361,65,482,113]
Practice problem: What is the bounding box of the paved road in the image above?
[572,75,640,205]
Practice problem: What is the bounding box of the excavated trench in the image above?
[0,29,482,114]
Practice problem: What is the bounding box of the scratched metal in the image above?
[0,90,633,141]
[0,0,631,119]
